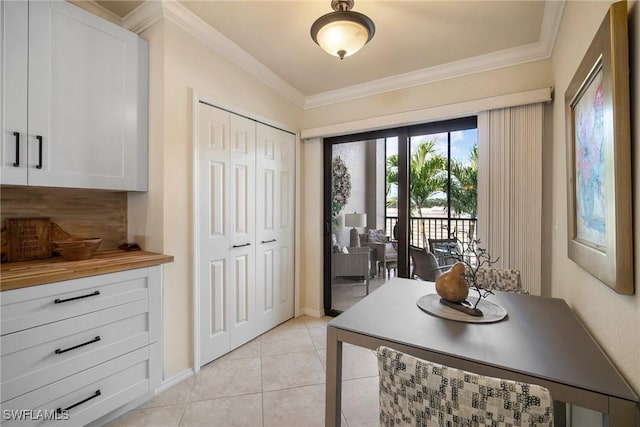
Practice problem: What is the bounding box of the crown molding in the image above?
[122,0,164,34]
[305,0,566,109]
[121,0,565,111]
[538,0,566,57]
[123,0,306,108]
[304,41,550,109]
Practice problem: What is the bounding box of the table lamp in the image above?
[344,212,367,247]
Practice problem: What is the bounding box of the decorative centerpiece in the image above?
[435,233,500,317]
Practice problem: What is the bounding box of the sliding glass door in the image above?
[323,117,477,315]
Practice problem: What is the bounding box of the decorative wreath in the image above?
[332,156,351,222]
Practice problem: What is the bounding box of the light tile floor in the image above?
[105,316,380,427]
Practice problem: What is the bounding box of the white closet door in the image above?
[276,130,295,325]
[278,131,295,324]
[197,103,231,364]
[197,101,294,364]
[255,124,294,334]
[228,114,256,349]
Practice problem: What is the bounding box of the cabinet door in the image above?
[28,1,146,190]
[1,0,28,185]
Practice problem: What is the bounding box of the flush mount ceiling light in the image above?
[310,0,375,60]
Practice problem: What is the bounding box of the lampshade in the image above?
[344,212,367,228]
[310,0,375,60]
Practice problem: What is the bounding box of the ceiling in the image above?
[93,1,562,106]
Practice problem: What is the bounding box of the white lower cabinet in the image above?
[0,267,163,425]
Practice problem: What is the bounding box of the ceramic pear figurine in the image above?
[435,262,469,302]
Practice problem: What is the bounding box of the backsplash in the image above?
[1,186,127,251]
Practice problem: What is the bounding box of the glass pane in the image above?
[408,129,478,265]
[330,139,397,312]
[450,129,478,242]
[409,132,449,249]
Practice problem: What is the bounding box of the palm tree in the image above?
[386,141,448,216]
[449,144,478,218]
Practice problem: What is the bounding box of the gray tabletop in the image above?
[329,278,638,402]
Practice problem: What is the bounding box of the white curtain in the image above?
[477,103,544,295]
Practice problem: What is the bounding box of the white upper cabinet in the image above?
[1,0,148,191]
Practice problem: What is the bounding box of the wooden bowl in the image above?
[52,238,102,261]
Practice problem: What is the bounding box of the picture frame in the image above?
[564,0,633,295]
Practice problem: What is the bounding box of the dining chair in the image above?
[376,346,554,427]
[474,267,527,294]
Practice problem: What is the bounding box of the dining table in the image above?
[325,278,639,427]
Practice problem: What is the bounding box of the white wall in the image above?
[129,20,304,379]
[550,1,640,422]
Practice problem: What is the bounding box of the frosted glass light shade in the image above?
[345,213,367,228]
[316,20,369,59]
[311,10,375,60]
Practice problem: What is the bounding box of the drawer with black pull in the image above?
[0,267,157,335]
[1,345,155,427]
[1,297,157,402]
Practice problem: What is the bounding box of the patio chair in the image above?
[409,245,450,282]
[428,237,460,266]
[376,346,554,426]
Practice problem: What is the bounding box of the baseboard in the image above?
[157,368,195,394]
[87,368,196,426]
[301,307,325,318]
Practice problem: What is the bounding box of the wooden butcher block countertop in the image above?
[0,250,174,291]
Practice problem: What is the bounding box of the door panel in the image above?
[228,114,256,348]
[255,125,295,333]
[197,104,231,364]
[209,260,226,336]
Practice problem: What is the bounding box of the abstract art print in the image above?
[564,0,633,294]
[573,64,606,249]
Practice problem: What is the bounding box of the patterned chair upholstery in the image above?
[473,267,527,294]
[376,346,554,427]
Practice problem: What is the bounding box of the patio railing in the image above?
[384,216,477,249]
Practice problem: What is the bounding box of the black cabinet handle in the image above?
[232,243,251,248]
[36,135,43,169]
[261,239,277,244]
[56,390,101,414]
[12,132,19,167]
[55,336,101,354]
[54,290,100,304]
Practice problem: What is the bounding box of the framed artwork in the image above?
[564,1,633,294]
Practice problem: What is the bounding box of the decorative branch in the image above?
[448,231,500,308]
